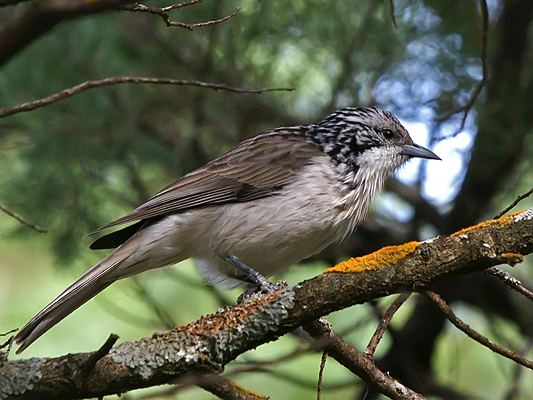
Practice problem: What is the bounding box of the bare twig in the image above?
[485,267,533,302]
[317,351,327,400]
[131,277,177,329]
[0,77,294,119]
[0,202,47,232]
[303,319,426,400]
[366,292,411,355]
[388,0,398,28]
[437,0,489,128]
[424,290,533,370]
[226,364,354,392]
[196,375,268,400]
[120,2,240,30]
[503,340,533,400]
[82,334,119,375]
[494,187,533,219]
[0,336,14,354]
[1,329,17,352]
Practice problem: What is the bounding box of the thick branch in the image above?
[2,210,533,399]
[0,0,133,67]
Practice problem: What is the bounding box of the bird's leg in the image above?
[219,253,284,298]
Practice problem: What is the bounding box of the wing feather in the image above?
[90,128,320,237]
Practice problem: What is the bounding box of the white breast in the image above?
[188,155,370,288]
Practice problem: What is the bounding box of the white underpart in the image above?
[194,149,405,288]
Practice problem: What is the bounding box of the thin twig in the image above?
[226,364,354,392]
[177,7,239,29]
[0,77,294,119]
[317,351,327,400]
[120,2,240,30]
[0,202,47,232]
[119,0,203,16]
[0,337,14,354]
[196,374,268,400]
[486,267,533,302]
[424,290,533,370]
[494,187,533,219]
[82,333,119,375]
[366,292,411,355]
[437,0,489,127]
[132,277,176,329]
[503,340,533,400]
[0,329,17,337]
[1,329,17,352]
[388,0,398,28]
[303,319,427,399]
[158,0,201,12]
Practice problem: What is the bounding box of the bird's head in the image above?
[308,106,440,177]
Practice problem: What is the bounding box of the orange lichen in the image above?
[451,211,525,237]
[325,241,420,273]
[501,252,524,266]
[228,381,268,399]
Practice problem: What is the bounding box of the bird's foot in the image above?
[219,253,286,302]
[237,280,288,303]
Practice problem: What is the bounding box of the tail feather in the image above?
[15,220,180,353]
[15,257,124,354]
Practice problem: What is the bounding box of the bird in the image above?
[14,106,440,353]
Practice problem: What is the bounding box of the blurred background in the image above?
[1,0,533,398]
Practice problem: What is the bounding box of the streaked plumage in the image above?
[15,106,439,353]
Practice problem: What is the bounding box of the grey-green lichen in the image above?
[110,288,296,380]
[0,357,45,399]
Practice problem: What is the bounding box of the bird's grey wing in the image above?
[90,128,320,237]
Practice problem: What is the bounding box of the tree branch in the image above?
[485,267,533,302]
[494,187,533,219]
[0,77,294,119]
[2,209,533,399]
[366,292,411,355]
[119,2,240,31]
[436,0,489,128]
[0,0,241,67]
[0,202,47,233]
[303,319,426,400]
[424,290,533,370]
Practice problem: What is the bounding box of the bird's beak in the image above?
[401,143,441,160]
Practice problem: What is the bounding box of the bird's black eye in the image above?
[383,129,395,140]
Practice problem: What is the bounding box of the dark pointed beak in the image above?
[401,143,441,160]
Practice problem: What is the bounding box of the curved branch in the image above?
[0,202,47,233]
[0,77,294,119]
[303,319,426,400]
[2,209,533,399]
[424,290,533,369]
[436,0,489,127]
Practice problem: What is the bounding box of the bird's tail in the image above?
[14,256,123,354]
